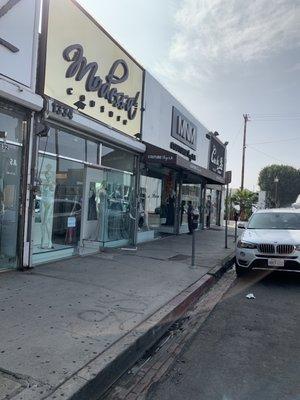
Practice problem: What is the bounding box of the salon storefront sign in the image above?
[208,136,225,177]
[41,0,144,137]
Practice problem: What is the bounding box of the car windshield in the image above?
[248,212,300,230]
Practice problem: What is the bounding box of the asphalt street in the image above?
[147,270,300,400]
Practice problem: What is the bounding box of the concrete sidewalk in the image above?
[0,228,235,400]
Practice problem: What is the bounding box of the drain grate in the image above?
[168,254,190,261]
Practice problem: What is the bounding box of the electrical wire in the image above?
[228,122,244,151]
[247,144,298,166]
[250,117,300,122]
[247,137,300,145]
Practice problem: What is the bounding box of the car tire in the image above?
[235,264,248,277]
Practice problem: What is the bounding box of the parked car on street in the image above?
[235,208,300,276]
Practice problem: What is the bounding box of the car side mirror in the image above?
[238,222,246,229]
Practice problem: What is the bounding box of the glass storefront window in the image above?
[0,105,24,143]
[57,130,85,160]
[160,173,176,228]
[102,145,134,172]
[180,184,201,230]
[32,155,84,263]
[206,189,221,226]
[86,140,99,165]
[0,143,22,269]
[140,175,162,231]
[34,129,138,260]
[0,104,25,269]
[38,127,56,154]
[139,171,177,236]
[105,170,134,242]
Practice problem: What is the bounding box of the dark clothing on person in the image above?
[187,203,194,234]
[206,199,212,228]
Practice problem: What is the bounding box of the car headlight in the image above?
[237,240,257,249]
[295,245,300,251]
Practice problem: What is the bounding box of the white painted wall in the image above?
[142,72,210,169]
[0,0,42,109]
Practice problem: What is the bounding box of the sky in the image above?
[79,0,300,189]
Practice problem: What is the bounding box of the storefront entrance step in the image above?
[32,247,75,265]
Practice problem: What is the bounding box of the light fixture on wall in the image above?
[35,122,49,137]
[224,141,229,146]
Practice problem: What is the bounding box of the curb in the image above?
[207,251,236,278]
[21,254,235,400]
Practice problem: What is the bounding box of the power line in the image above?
[251,113,300,117]
[229,122,244,150]
[247,144,298,166]
[248,137,300,145]
[250,117,300,122]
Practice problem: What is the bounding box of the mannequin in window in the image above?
[88,185,97,220]
[40,164,55,249]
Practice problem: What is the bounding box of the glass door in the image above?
[104,170,134,244]
[81,167,106,243]
[0,143,22,269]
[0,103,24,270]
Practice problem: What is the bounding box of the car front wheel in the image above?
[235,264,248,277]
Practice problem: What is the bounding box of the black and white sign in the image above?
[209,136,225,176]
[171,107,197,151]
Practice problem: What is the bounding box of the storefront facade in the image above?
[30,0,145,265]
[0,0,42,270]
[138,73,226,242]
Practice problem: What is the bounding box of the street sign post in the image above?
[191,210,199,268]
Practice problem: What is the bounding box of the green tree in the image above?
[231,189,258,221]
[258,165,300,208]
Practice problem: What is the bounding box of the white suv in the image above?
[236,209,300,276]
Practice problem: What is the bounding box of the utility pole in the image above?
[241,114,249,190]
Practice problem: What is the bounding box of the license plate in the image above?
[268,258,285,267]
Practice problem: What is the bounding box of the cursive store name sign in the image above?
[42,0,144,138]
[63,44,140,120]
[208,136,225,176]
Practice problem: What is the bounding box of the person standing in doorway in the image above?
[187,201,194,234]
[180,200,186,226]
[206,195,212,229]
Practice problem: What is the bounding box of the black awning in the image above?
[143,143,225,185]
